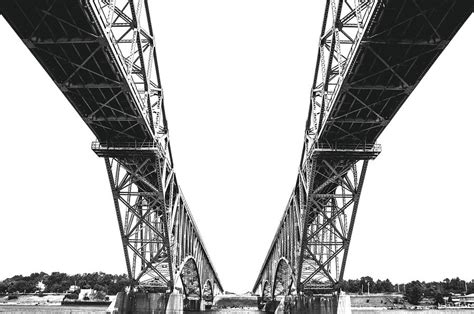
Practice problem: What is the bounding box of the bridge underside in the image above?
[254,0,472,297]
[319,0,473,143]
[1,0,223,297]
[1,0,156,142]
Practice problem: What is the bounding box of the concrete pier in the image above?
[107,292,191,313]
[166,293,184,313]
[266,293,352,314]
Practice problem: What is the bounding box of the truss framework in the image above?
[100,147,223,294]
[253,157,370,296]
[254,0,472,298]
[86,0,224,294]
[88,0,166,137]
[308,0,378,142]
[0,0,223,295]
[253,0,379,296]
[104,155,171,289]
[298,160,368,291]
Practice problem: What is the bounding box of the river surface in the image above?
[0,305,265,313]
[1,305,473,313]
[0,305,108,313]
[353,310,474,314]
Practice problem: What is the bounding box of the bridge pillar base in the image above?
[106,292,170,314]
[271,294,351,314]
[166,293,184,313]
[263,299,281,312]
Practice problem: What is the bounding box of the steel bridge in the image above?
[0,0,222,302]
[253,0,472,301]
[1,0,473,310]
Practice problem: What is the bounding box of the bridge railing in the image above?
[91,141,159,150]
[91,141,165,158]
[312,142,381,152]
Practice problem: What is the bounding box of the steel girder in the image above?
[253,157,370,296]
[254,0,472,297]
[93,0,225,290]
[86,0,165,138]
[99,147,223,294]
[0,0,163,142]
[298,159,368,291]
[0,0,223,295]
[253,0,379,296]
[314,0,473,144]
[308,0,378,143]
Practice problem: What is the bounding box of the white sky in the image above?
[0,1,473,294]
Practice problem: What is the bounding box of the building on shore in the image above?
[460,294,474,306]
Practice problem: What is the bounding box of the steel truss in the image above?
[90,0,223,294]
[104,155,171,289]
[88,0,165,137]
[253,0,379,296]
[99,146,223,293]
[308,0,378,142]
[298,159,368,291]
[254,0,472,297]
[91,0,223,294]
[253,156,372,296]
[0,0,223,295]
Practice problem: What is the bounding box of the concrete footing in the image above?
[166,293,184,313]
[336,293,351,314]
[263,293,352,314]
[107,291,201,313]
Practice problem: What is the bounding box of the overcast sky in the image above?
[0,1,472,294]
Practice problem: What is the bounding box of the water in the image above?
[0,305,108,313]
[353,310,474,314]
[1,305,472,313]
[0,306,266,313]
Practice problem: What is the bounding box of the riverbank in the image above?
[0,294,115,307]
[0,304,108,313]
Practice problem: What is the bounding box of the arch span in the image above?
[262,280,272,302]
[202,279,214,303]
[178,257,201,300]
[272,258,294,298]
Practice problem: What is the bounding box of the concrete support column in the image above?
[272,294,352,314]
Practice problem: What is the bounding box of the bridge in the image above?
[1,0,472,312]
[252,0,472,306]
[0,0,222,309]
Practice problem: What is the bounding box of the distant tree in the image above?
[0,272,131,295]
[467,280,474,294]
[445,277,465,294]
[0,281,8,293]
[405,281,424,305]
[380,279,395,293]
[8,280,35,293]
[93,284,106,292]
[44,272,70,292]
[107,277,129,294]
[424,281,443,298]
[48,283,64,293]
[434,293,445,305]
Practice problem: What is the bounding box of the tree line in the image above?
[1,272,473,305]
[339,276,474,305]
[0,272,129,295]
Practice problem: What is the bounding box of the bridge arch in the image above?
[202,279,214,303]
[272,258,294,298]
[177,256,202,300]
[262,280,272,302]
